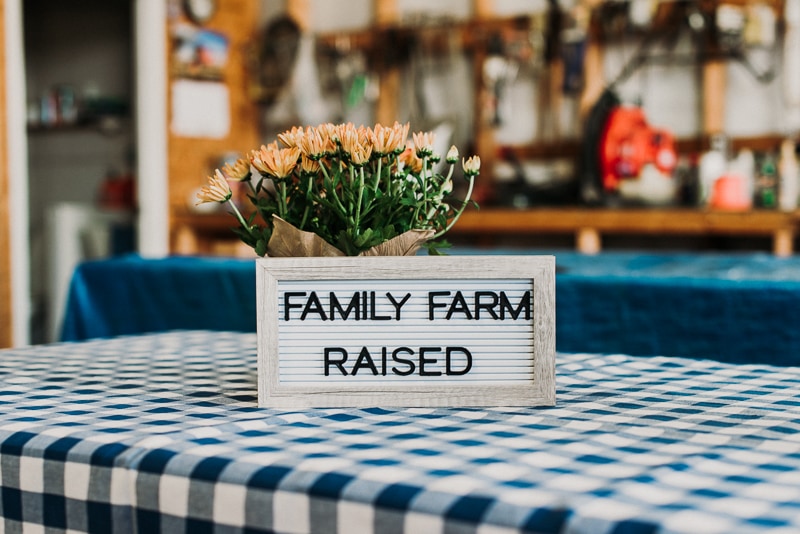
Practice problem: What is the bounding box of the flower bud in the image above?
[446,145,459,163]
[462,155,481,177]
[412,131,435,158]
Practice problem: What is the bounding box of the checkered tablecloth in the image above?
[1,331,799,534]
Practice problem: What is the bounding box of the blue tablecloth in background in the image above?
[60,252,800,365]
[552,253,800,365]
[61,255,258,339]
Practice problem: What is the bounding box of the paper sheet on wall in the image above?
[170,80,230,139]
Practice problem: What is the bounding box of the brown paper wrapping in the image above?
[357,229,434,256]
[266,216,434,257]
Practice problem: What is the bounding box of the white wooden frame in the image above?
[256,255,555,408]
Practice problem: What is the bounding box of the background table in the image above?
[1,331,800,533]
[60,252,800,365]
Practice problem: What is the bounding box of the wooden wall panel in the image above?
[0,0,12,348]
[168,0,261,250]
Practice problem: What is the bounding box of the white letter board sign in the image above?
[255,255,555,408]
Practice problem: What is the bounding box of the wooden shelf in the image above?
[450,208,798,256]
[172,208,799,257]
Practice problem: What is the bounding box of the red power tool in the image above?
[598,105,677,193]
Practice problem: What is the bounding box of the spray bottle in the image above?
[779,139,800,211]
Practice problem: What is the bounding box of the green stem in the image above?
[226,198,256,238]
[299,175,313,229]
[412,157,429,226]
[278,181,288,219]
[354,166,365,232]
[322,164,348,217]
[373,157,382,192]
[299,205,311,229]
[421,156,429,208]
[385,154,396,191]
[445,162,455,183]
[319,160,331,183]
[433,174,475,239]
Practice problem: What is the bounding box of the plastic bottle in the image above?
[731,149,755,206]
[698,134,728,205]
[755,153,778,208]
[778,139,800,211]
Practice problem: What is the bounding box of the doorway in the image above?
[23,0,136,343]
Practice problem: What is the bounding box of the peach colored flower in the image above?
[318,123,339,145]
[338,123,372,163]
[300,155,320,174]
[336,123,359,150]
[371,121,408,156]
[398,147,423,174]
[412,131,435,157]
[221,158,251,181]
[196,170,232,205]
[277,126,304,148]
[334,122,355,144]
[298,126,330,159]
[350,142,373,166]
[251,143,300,179]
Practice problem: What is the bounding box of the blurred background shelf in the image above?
[172,208,800,257]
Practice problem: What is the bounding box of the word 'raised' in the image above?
[324,346,473,377]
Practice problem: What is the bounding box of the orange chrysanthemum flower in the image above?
[300,155,321,174]
[338,123,372,164]
[221,158,251,181]
[372,121,409,156]
[350,143,373,166]
[398,147,423,174]
[298,126,330,159]
[277,126,304,148]
[196,170,232,205]
[251,143,301,179]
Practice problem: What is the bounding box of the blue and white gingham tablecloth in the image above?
[1,331,799,533]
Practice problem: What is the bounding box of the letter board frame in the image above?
[256,255,555,408]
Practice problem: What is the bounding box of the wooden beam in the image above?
[373,0,399,123]
[286,0,310,31]
[473,0,494,20]
[451,208,797,236]
[374,0,397,26]
[450,208,797,255]
[702,60,727,136]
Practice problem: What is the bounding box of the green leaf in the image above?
[255,238,268,257]
[424,239,452,255]
[354,228,375,248]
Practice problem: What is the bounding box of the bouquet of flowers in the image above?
[196,121,479,257]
